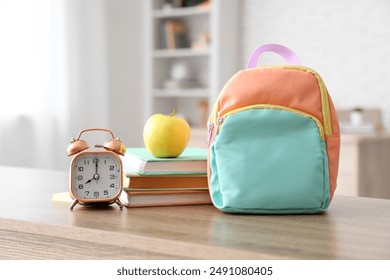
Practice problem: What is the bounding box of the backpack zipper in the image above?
[254,65,333,136]
[206,123,214,146]
[291,66,333,136]
[213,117,224,142]
[214,104,325,140]
[208,65,333,146]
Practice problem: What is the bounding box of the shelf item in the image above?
[159,20,189,49]
[144,0,238,130]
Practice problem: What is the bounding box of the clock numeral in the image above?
[104,190,109,196]
[94,191,99,198]
[84,160,90,165]
[110,174,115,179]
[78,167,83,171]
[77,175,83,181]
[85,191,90,196]
[78,184,83,189]
[110,183,115,188]
[109,165,114,171]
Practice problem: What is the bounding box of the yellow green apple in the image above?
[143,109,191,158]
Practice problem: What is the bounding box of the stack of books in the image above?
[122,147,211,207]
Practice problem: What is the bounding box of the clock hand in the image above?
[85,173,100,184]
[84,158,100,184]
[85,178,94,184]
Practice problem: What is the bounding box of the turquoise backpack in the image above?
[206,44,340,214]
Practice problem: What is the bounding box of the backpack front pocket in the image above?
[209,107,330,214]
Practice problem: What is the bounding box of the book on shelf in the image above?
[126,172,208,189]
[123,147,207,175]
[160,20,189,49]
[183,0,210,7]
[170,0,211,8]
[124,189,212,208]
[159,23,167,48]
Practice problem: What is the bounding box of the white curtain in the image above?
[0,0,109,171]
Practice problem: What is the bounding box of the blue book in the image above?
[123,147,207,175]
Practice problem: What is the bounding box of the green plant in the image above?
[352,107,363,112]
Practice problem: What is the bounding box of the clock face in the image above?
[70,152,122,202]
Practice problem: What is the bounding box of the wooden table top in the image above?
[0,166,389,260]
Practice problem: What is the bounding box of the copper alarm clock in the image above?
[66,128,126,210]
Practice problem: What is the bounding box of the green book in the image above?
[123,147,207,175]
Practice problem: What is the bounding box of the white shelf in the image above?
[144,0,238,128]
[153,48,210,58]
[153,7,211,18]
[153,88,209,98]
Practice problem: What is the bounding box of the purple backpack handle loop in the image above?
[246,44,301,68]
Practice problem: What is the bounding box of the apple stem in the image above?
[170,109,176,117]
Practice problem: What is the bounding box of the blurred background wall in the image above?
[0,0,389,171]
[239,0,390,125]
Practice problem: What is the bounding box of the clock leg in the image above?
[115,199,124,209]
[70,200,79,210]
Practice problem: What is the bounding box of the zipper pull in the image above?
[206,123,214,147]
[214,117,224,140]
